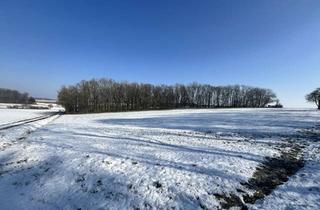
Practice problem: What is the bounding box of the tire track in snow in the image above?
[0,112,61,131]
[0,113,62,151]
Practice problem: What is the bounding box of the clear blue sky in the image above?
[0,0,319,107]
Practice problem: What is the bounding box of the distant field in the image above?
[0,109,54,125]
[0,108,319,209]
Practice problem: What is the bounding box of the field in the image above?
[0,108,319,209]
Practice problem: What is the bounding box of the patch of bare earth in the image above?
[214,140,305,210]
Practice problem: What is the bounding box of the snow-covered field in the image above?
[0,108,319,210]
[0,109,56,126]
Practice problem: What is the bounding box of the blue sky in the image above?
[0,0,319,107]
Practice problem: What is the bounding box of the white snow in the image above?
[251,128,320,210]
[0,108,319,210]
[0,109,55,125]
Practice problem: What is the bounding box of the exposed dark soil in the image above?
[243,142,304,204]
[214,193,248,210]
[214,141,305,209]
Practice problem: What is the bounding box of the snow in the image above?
[0,102,64,114]
[0,108,319,209]
[0,109,55,125]
[251,129,320,210]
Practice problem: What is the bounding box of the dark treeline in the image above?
[58,78,278,113]
[0,88,35,104]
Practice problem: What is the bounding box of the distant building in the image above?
[267,100,283,108]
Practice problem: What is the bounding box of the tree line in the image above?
[58,78,278,113]
[0,88,35,104]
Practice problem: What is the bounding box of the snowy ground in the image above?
[0,100,64,115]
[0,108,319,210]
[0,109,56,125]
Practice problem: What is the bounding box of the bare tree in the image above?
[0,88,35,104]
[306,88,320,109]
[58,78,279,113]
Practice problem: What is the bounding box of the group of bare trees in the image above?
[0,88,35,104]
[58,79,278,113]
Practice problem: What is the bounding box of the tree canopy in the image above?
[58,78,278,114]
[0,88,35,104]
[306,88,320,109]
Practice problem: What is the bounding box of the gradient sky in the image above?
[0,0,319,107]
